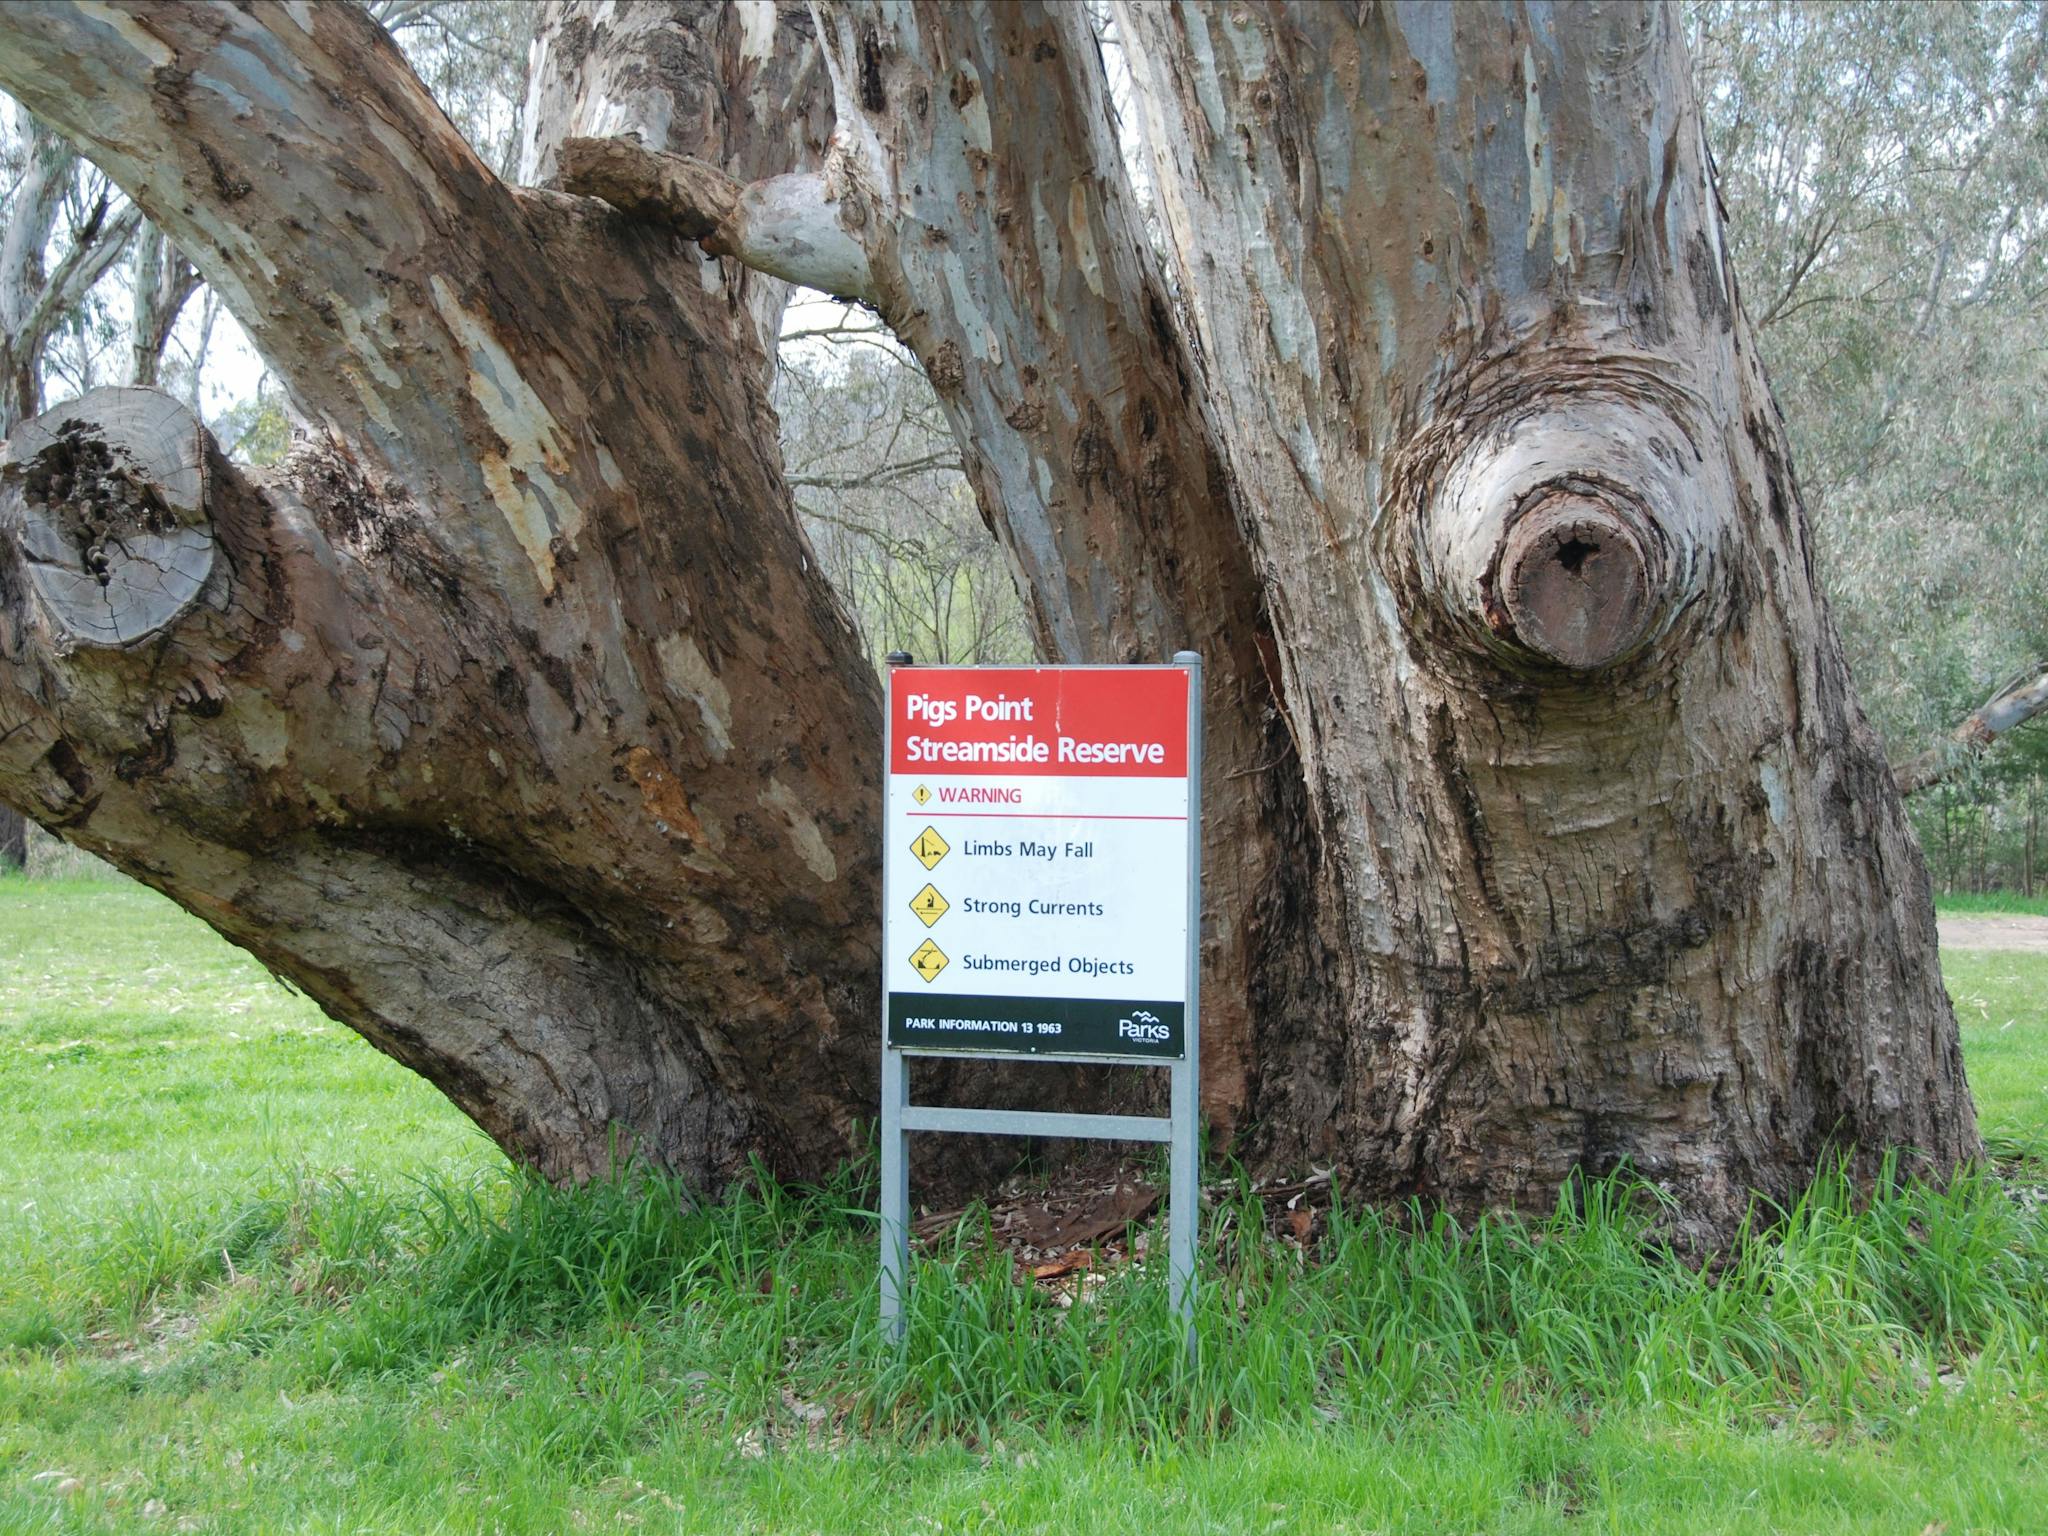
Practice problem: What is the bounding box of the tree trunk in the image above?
[1103,1,1973,1236]
[127,224,200,391]
[2028,777,2037,900]
[551,1,1331,1141]
[0,1,1976,1243]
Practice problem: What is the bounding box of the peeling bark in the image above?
[523,0,838,363]
[553,3,1327,1145]
[778,0,1326,1142]
[1111,0,1974,1238]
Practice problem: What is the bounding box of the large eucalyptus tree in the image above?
[0,0,1975,1244]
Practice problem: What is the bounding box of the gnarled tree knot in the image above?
[1425,399,1725,676]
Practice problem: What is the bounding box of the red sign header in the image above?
[888,667,1189,778]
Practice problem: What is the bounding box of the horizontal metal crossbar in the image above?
[897,1105,1172,1142]
[895,1046,1177,1068]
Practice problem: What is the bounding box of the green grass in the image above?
[3,876,2048,1532]
[1937,890,2048,918]
[1949,949,2048,1158]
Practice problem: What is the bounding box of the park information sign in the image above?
[882,664,1193,1059]
[877,656,1203,1349]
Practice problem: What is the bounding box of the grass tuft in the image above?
[26,1149,2043,1446]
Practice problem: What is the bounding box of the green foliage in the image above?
[3,881,2048,1530]
[205,373,293,467]
[1693,0,2048,883]
[1919,766,2048,896]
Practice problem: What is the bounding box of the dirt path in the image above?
[1938,914,2048,954]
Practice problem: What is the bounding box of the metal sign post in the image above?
[878,653,1202,1352]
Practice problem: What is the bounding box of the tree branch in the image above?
[1896,662,2048,795]
[522,1,843,366]
[129,223,201,389]
[1,385,210,647]
[0,120,74,348]
[18,197,143,352]
[781,0,1310,1137]
[0,1,535,483]
[786,450,961,492]
[557,135,875,302]
[556,137,739,241]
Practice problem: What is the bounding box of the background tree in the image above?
[366,0,531,177]
[776,322,1025,667]
[1691,0,2048,890]
[0,1,1981,1246]
[125,225,198,395]
[0,109,140,434]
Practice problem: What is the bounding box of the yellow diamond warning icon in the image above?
[908,938,949,982]
[909,826,950,870]
[912,784,932,806]
[908,883,949,927]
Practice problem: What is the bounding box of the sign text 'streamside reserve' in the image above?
[883,667,1190,1059]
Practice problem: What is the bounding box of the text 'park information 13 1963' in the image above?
[883,666,1191,1059]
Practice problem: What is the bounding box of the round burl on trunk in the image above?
[1,387,211,648]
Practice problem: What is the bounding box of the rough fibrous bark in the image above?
[0,0,1978,1242]
[1108,0,1974,1235]
[558,1,1328,1143]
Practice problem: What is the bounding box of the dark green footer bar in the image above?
[887,992,1185,1059]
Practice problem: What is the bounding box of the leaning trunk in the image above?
[0,2,882,1186]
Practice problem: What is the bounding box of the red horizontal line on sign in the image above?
[902,811,1188,821]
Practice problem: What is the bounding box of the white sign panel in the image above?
[883,666,1193,1058]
